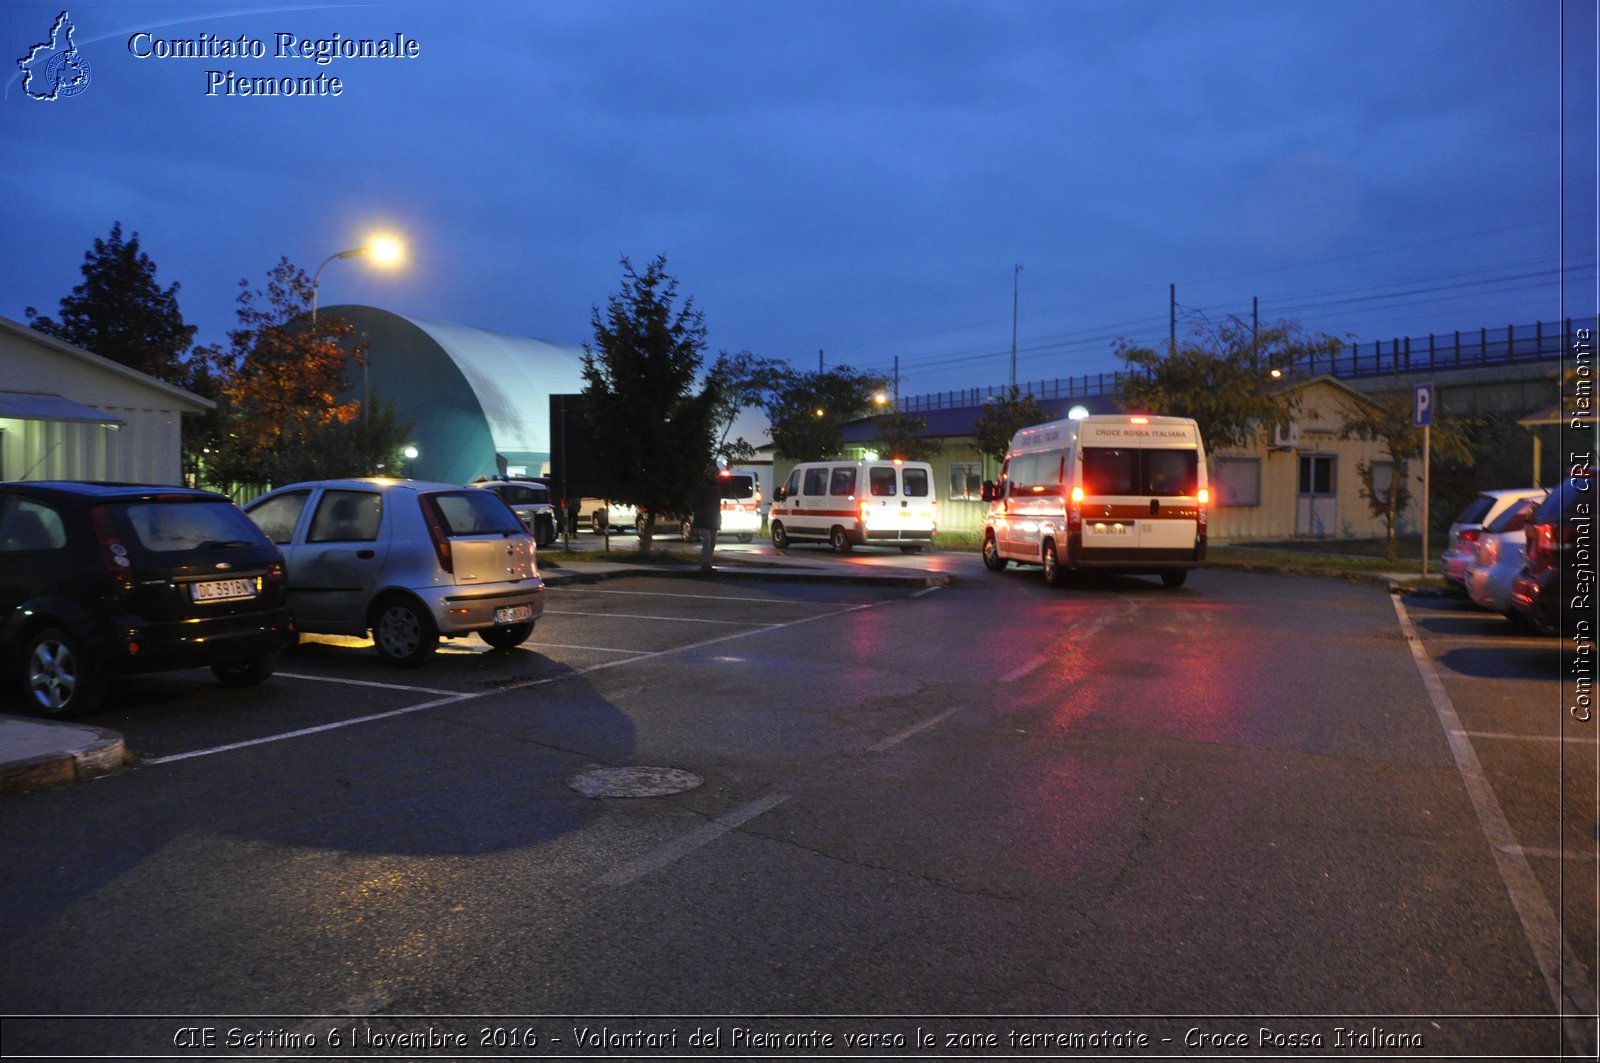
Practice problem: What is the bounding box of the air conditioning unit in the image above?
[1270,422,1302,449]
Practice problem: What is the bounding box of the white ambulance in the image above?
[770,459,937,553]
[981,414,1208,586]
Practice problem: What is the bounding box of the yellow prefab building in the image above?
[1205,376,1423,542]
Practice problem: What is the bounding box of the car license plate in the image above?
[191,578,257,602]
[494,604,534,624]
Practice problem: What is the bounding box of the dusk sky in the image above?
[4,1,1596,405]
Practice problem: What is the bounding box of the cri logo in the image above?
[17,10,92,101]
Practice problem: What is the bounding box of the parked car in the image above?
[635,471,762,543]
[1442,487,1547,591]
[470,476,558,547]
[577,498,638,534]
[244,479,543,666]
[1511,475,1594,637]
[0,481,295,718]
[1464,495,1543,617]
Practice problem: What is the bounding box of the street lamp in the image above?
[403,445,419,479]
[1010,263,1024,392]
[311,234,406,321]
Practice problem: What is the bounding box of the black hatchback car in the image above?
[0,482,295,718]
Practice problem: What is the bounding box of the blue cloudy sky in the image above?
[3,0,1595,404]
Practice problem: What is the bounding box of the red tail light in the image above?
[89,505,134,589]
[418,495,453,573]
[1457,528,1482,548]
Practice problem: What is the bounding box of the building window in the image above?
[1213,457,1261,507]
[949,461,982,501]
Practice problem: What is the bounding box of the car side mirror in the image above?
[981,481,997,502]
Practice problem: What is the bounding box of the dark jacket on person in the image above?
[691,473,722,531]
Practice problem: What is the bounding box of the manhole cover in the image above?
[567,766,704,798]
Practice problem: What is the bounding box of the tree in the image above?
[27,222,196,383]
[869,408,943,461]
[706,350,788,467]
[1338,391,1472,561]
[582,255,721,555]
[196,257,410,491]
[973,386,1048,465]
[1115,317,1345,451]
[764,365,885,461]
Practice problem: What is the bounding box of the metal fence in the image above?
[896,316,1595,413]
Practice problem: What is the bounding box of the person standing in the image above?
[691,462,723,573]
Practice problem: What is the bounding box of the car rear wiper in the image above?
[197,539,256,549]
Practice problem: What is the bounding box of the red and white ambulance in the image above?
[981,414,1208,587]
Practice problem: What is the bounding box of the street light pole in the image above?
[1011,263,1023,392]
[311,247,365,323]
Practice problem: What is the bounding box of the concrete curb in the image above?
[0,717,125,793]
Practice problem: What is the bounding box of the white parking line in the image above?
[598,791,791,886]
[142,693,477,765]
[139,600,880,764]
[1392,596,1596,1050]
[867,706,964,753]
[574,587,850,606]
[544,609,761,626]
[1456,730,1595,745]
[274,672,460,696]
[526,641,651,655]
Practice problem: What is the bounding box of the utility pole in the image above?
[1011,263,1023,391]
[1169,283,1176,356]
[818,349,824,373]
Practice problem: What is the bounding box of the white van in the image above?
[770,459,937,553]
[981,414,1208,586]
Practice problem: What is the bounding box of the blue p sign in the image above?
[1414,383,1433,427]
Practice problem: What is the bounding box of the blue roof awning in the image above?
[0,391,124,427]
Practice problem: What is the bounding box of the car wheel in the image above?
[899,544,922,554]
[21,627,106,718]
[1042,540,1067,586]
[771,521,789,550]
[737,534,752,543]
[212,652,280,688]
[681,519,695,542]
[372,596,439,667]
[1161,569,1188,588]
[982,533,1007,571]
[592,511,607,534]
[537,517,556,547]
[830,526,853,553]
[480,622,535,650]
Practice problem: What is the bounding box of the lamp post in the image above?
[311,235,405,322]
[1010,263,1024,392]
[403,445,419,479]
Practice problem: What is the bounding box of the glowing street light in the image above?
[311,233,406,321]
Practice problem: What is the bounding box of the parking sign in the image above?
[1413,383,1433,427]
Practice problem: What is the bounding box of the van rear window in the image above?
[902,467,930,497]
[1082,448,1197,497]
[719,475,755,500]
[869,468,897,497]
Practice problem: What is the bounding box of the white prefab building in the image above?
[0,315,211,485]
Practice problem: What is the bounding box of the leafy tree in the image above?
[196,257,410,492]
[26,221,196,383]
[582,255,721,555]
[1115,317,1344,451]
[764,365,884,461]
[973,386,1048,464]
[870,408,943,461]
[1337,391,1472,561]
[706,350,788,466]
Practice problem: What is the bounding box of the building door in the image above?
[1296,454,1336,536]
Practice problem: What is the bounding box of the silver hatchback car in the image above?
[245,479,544,666]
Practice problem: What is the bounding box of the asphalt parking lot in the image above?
[43,573,930,767]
